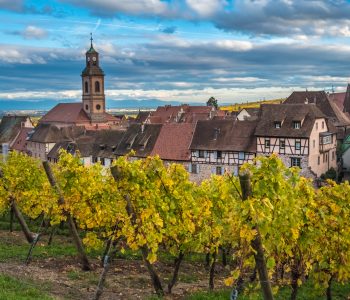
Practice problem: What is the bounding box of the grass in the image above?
[185,280,350,300]
[0,274,53,300]
[0,237,78,262]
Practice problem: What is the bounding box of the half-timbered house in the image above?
[189,119,257,182]
[255,103,337,178]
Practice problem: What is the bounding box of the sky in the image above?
[2,0,350,109]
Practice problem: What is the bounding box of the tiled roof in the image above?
[255,104,325,137]
[190,119,257,152]
[148,105,213,124]
[116,124,162,157]
[40,103,119,125]
[0,116,32,144]
[329,92,346,111]
[29,124,87,143]
[40,103,90,124]
[284,91,350,126]
[134,111,151,123]
[93,129,126,158]
[47,131,97,159]
[151,123,194,161]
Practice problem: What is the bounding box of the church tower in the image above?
[81,35,106,122]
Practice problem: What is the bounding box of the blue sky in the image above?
[2,0,350,109]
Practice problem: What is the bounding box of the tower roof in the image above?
[86,33,98,54]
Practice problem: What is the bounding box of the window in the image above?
[295,140,301,151]
[216,166,223,175]
[84,82,89,93]
[190,164,198,174]
[92,157,98,163]
[318,156,320,165]
[100,158,105,166]
[95,81,100,93]
[239,152,245,160]
[280,139,285,149]
[85,104,89,111]
[322,135,332,144]
[96,104,101,110]
[332,151,335,161]
[199,150,205,158]
[291,157,301,167]
[274,121,281,128]
[322,121,324,129]
[293,121,301,129]
[265,139,270,148]
[217,151,222,159]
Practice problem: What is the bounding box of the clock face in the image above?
[92,56,97,62]
[87,57,90,62]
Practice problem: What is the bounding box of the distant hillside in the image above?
[220,98,285,112]
[0,99,204,112]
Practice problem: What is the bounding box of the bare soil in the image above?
[0,231,230,300]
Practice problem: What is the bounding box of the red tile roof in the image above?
[149,105,212,124]
[40,103,90,124]
[329,92,346,111]
[151,123,194,161]
[40,103,119,125]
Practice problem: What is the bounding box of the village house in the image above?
[0,115,33,153]
[150,123,194,171]
[115,123,162,159]
[189,119,257,182]
[27,124,86,160]
[284,91,350,140]
[255,103,337,178]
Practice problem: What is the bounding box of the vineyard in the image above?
[1,151,350,299]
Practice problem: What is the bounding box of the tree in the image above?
[207,96,218,109]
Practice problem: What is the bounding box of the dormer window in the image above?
[274,121,281,129]
[293,121,301,129]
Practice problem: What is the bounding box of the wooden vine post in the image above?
[43,161,91,271]
[110,165,164,297]
[0,169,35,243]
[239,172,274,300]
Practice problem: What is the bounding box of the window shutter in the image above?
[197,164,200,173]
[211,166,215,174]
[204,151,208,158]
[221,167,225,175]
[214,151,217,159]
[188,164,192,173]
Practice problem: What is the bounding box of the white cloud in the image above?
[22,26,48,40]
[186,0,226,17]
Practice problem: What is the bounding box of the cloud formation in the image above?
[62,0,170,17]
[22,26,48,39]
[214,0,350,38]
